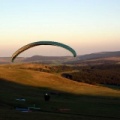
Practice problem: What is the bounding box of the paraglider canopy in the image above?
[11,41,77,62]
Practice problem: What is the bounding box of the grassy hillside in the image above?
[0,64,120,120]
[0,64,120,96]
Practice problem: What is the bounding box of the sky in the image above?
[1,0,120,57]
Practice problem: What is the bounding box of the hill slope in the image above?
[0,64,120,120]
[0,65,120,97]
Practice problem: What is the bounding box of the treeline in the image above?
[62,64,120,86]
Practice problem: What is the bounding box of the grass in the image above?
[0,65,119,96]
[0,64,120,120]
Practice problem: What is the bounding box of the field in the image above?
[0,63,120,120]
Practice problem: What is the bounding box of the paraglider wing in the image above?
[11,41,77,62]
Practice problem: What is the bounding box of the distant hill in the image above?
[0,51,120,64]
[0,57,24,64]
[66,51,120,65]
[78,51,120,60]
[20,51,120,64]
[23,55,75,64]
[19,51,120,64]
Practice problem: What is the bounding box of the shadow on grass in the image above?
[0,77,80,107]
[100,84,120,91]
[0,77,120,120]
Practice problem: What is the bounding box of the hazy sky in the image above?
[1,0,120,57]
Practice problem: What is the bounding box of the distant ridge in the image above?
[23,51,120,64]
[23,55,74,64]
[66,51,120,65]
[78,51,120,61]
[0,51,120,64]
